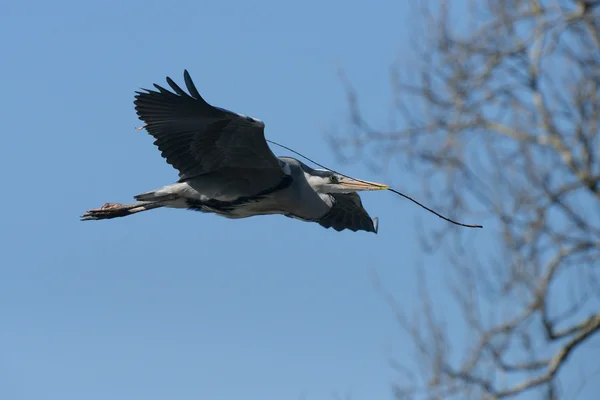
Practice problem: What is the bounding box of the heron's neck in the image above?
[303,172,329,193]
[318,193,334,208]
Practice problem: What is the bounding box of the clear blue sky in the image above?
[0,2,422,399]
[1,1,596,400]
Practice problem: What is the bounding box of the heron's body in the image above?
[81,71,388,233]
[135,157,333,221]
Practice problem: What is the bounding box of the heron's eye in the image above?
[329,175,339,184]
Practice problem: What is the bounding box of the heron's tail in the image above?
[133,191,166,202]
[80,201,164,221]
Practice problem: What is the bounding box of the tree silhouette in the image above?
[335,1,600,398]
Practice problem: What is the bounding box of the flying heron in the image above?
[81,70,389,233]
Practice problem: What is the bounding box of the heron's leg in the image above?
[80,201,161,221]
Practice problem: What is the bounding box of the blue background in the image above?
[2,1,595,399]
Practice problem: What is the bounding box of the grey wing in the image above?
[134,70,285,195]
[317,193,379,233]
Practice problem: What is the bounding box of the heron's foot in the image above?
[81,202,140,221]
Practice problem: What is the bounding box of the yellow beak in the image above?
[340,178,389,191]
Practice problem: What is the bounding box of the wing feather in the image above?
[134,70,285,195]
[317,193,378,233]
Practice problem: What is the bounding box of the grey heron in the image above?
[81,70,389,233]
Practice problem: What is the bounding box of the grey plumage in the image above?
[318,193,379,233]
[81,70,388,233]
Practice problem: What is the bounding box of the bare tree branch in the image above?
[337,0,600,398]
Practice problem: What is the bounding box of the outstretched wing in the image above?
[134,70,285,196]
[317,193,378,233]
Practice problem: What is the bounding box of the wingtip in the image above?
[183,69,192,86]
[372,217,379,234]
[182,69,203,101]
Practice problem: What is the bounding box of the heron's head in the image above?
[307,170,389,194]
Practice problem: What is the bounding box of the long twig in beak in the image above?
[386,188,482,228]
[266,139,483,229]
